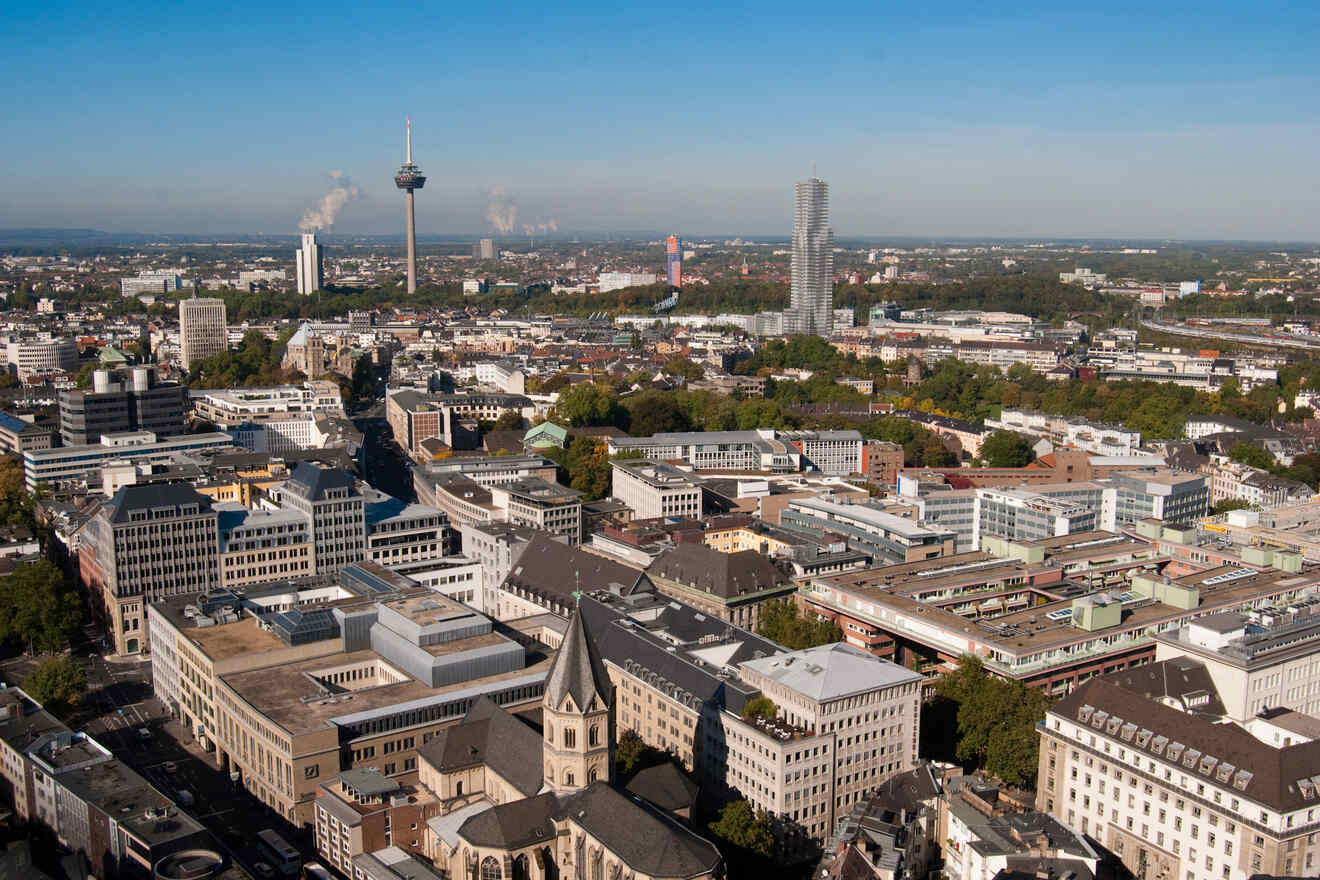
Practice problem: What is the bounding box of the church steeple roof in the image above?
[544,606,613,712]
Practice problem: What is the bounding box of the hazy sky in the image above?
[2,0,1317,240]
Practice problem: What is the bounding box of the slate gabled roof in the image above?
[105,483,213,523]
[286,461,357,500]
[650,543,791,600]
[544,608,613,712]
[417,696,543,798]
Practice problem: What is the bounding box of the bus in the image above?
[256,829,301,877]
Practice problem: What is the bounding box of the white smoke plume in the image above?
[520,219,559,235]
[300,171,361,231]
[486,188,518,234]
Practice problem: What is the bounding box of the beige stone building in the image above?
[1039,658,1320,880]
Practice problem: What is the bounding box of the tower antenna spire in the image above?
[406,116,412,164]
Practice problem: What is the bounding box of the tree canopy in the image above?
[707,799,774,859]
[755,600,840,650]
[979,430,1037,468]
[0,561,83,654]
[23,655,86,719]
[923,655,1050,787]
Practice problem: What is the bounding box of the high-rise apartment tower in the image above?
[785,177,833,337]
[179,295,228,369]
[666,235,682,287]
[394,117,426,293]
[296,232,323,294]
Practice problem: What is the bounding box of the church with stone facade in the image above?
[313,609,724,880]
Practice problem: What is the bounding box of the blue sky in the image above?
[2,1,1317,239]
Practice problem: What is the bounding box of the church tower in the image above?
[542,607,614,793]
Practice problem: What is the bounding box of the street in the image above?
[353,398,415,502]
[0,622,314,878]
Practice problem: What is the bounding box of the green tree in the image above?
[23,655,86,719]
[623,391,692,436]
[350,354,375,402]
[741,696,778,721]
[662,356,705,382]
[74,361,99,389]
[707,799,774,859]
[1229,442,1275,470]
[490,410,525,433]
[755,599,840,650]
[979,430,1036,468]
[0,561,83,654]
[615,729,652,775]
[548,382,625,428]
[929,655,1050,787]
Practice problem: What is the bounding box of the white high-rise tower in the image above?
[785,177,833,337]
[296,232,323,295]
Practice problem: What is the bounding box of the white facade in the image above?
[598,272,657,292]
[5,335,79,379]
[611,460,702,520]
[296,232,323,295]
[784,177,833,337]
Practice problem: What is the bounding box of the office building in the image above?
[473,237,495,260]
[666,234,682,287]
[297,232,324,294]
[120,270,182,296]
[274,462,366,575]
[147,571,553,825]
[76,483,221,655]
[597,272,657,292]
[191,382,345,424]
[178,296,228,368]
[58,366,188,446]
[0,411,54,456]
[488,478,583,544]
[4,334,78,379]
[25,430,233,490]
[801,538,1319,695]
[785,177,833,337]
[610,459,702,520]
[581,589,922,841]
[781,497,957,564]
[1039,659,1320,880]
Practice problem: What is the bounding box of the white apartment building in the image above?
[783,430,865,476]
[598,271,657,292]
[988,408,1142,456]
[607,429,802,472]
[178,297,228,368]
[191,382,344,425]
[1039,659,1320,880]
[734,644,923,835]
[610,459,702,520]
[4,335,78,379]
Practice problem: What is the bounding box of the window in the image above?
[304,764,319,779]
[589,726,599,747]
[481,856,502,880]
[564,728,576,748]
